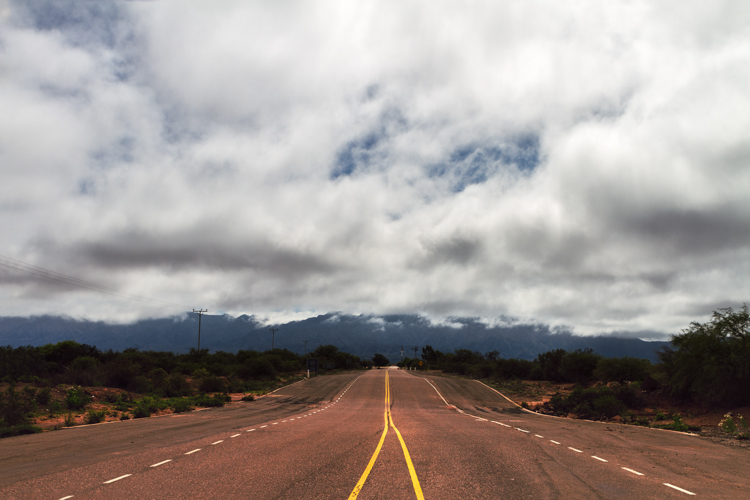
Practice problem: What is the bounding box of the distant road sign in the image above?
[418,361,423,366]
[307,359,318,372]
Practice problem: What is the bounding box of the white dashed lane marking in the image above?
[185,449,201,455]
[622,467,644,476]
[58,496,74,500]
[211,440,223,445]
[103,474,131,484]
[591,456,608,462]
[568,447,583,453]
[664,483,696,495]
[550,440,561,445]
[150,459,172,467]
[231,433,241,438]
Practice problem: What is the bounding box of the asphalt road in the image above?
[0,369,748,499]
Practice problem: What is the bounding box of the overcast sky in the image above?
[1,1,749,338]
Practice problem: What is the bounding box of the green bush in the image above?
[198,375,227,393]
[85,410,106,424]
[594,357,651,383]
[0,385,35,427]
[35,387,51,406]
[0,423,42,438]
[170,398,193,413]
[549,385,638,419]
[592,395,626,418]
[65,387,91,410]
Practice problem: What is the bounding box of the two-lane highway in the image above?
[1,369,748,499]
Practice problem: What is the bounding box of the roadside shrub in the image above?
[64,413,76,426]
[170,398,193,413]
[594,357,651,383]
[238,358,277,380]
[471,362,495,379]
[0,423,41,438]
[195,393,229,408]
[129,375,153,394]
[241,394,255,402]
[0,385,35,427]
[592,395,626,418]
[35,387,52,406]
[560,349,601,384]
[549,386,637,419]
[198,375,227,393]
[64,387,91,410]
[67,356,101,386]
[164,373,192,397]
[85,410,106,424]
[149,368,169,391]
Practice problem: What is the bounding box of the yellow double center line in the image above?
[348,371,424,499]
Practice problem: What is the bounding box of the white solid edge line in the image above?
[185,449,201,454]
[211,440,223,445]
[591,456,608,462]
[550,440,561,444]
[664,483,696,495]
[568,447,583,453]
[621,467,644,476]
[150,459,172,467]
[422,378,451,406]
[103,474,132,484]
[231,433,241,438]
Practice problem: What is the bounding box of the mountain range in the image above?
[0,313,670,363]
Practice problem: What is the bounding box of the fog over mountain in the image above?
[0,313,668,363]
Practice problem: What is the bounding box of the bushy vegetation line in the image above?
[0,343,362,437]
[397,305,749,427]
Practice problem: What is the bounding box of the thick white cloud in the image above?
[1,0,749,337]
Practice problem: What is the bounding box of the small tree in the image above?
[660,305,750,405]
[372,353,389,367]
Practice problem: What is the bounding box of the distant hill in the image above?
[0,313,669,363]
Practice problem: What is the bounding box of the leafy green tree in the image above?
[593,357,651,383]
[372,353,389,367]
[660,305,750,405]
[560,349,601,384]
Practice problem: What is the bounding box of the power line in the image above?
[0,253,191,310]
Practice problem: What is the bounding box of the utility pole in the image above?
[269,327,278,350]
[401,345,404,361]
[303,340,309,356]
[193,309,207,350]
[413,346,419,359]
